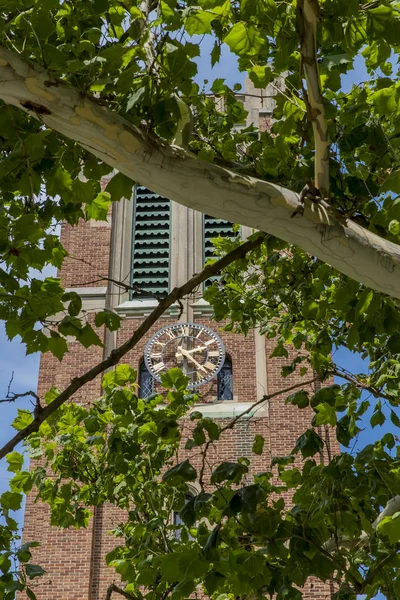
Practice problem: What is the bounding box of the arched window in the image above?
[217,357,233,400]
[139,359,154,399]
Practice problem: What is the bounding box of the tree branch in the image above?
[105,583,140,600]
[0,234,267,461]
[297,0,330,197]
[324,495,400,552]
[0,48,399,298]
[199,375,320,487]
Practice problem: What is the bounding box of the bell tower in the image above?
[21,79,339,600]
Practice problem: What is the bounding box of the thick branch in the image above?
[297,0,330,197]
[0,48,400,298]
[0,234,266,460]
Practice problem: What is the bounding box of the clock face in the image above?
[144,322,225,388]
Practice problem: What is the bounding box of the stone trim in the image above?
[115,299,181,318]
[65,286,107,312]
[188,400,268,419]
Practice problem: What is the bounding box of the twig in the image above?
[199,374,319,487]
[0,390,40,405]
[0,233,267,460]
[105,583,140,600]
[1,371,41,405]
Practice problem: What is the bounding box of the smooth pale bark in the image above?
[0,47,400,298]
[297,0,330,198]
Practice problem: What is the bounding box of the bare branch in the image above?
[0,233,267,460]
[1,371,41,405]
[199,374,320,487]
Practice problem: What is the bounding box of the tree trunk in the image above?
[1,47,400,299]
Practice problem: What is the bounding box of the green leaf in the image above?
[203,525,220,559]
[25,564,46,579]
[322,54,352,70]
[114,364,137,385]
[126,87,146,111]
[179,496,196,527]
[248,65,274,88]
[161,553,181,582]
[293,429,323,458]
[71,179,96,204]
[85,192,111,221]
[6,451,24,473]
[160,368,189,391]
[0,553,11,573]
[78,324,103,348]
[162,459,197,482]
[171,579,195,600]
[370,407,385,427]
[211,41,221,67]
[62,291,82,317]
[106,172,134,202]
[252,434,265,455]
[224,22,265,56]
[186,10,215,35]
[47,334,68,360]
[1,491,22,511]
[178,549,208,578]
[26,589,38,600]
[95,310,121,331]
[391,409,400,427]
[371,86,397,116]
[377,512,400,544]
[381,170,400,194]
[211,461,248,484]
[286,390,309,409]
[12,409,33,431]
[314,402,337,426]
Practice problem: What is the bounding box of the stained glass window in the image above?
[139,359,154,399]
[217,357,233,400]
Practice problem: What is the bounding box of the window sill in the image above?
[188,400,268,419]
[115,299,181,318]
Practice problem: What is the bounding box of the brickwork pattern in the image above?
[21,212,339,600]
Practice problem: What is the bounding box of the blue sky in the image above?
[0,41,395,599]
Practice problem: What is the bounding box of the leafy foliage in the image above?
[0,0,400,599]
[2,365,400,599]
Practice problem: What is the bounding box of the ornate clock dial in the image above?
[144,322,225,388]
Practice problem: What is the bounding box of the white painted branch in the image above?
[324,495,400,552]
[298,0,330,197]
[0,47,400,299]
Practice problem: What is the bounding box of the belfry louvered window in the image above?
[203,215,238,287]
[131,186,171,297]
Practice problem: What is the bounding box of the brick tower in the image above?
[21,79,339,600]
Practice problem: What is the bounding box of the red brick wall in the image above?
[21,206,339,600]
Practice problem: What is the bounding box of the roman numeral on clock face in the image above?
[204,362,216,371]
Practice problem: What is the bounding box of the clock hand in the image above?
[175,345,207,356]
[179,347,208,373]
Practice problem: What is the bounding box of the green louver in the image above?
[131,187,170,297]
[203,215,237,287]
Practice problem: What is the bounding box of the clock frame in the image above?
[144,322,225,388]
